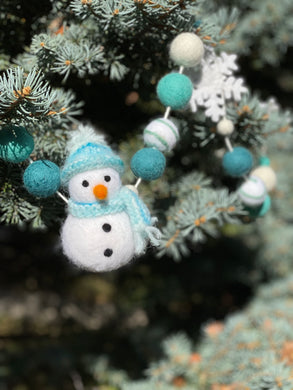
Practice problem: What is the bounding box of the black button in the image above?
[104,248,113,257]
[104,176,111,182]
[82,180,89,187]
[102,223,111,232]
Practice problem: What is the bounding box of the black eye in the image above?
[104,176,111,182]
[82,180,89,187]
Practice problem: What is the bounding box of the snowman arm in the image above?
[56,191,68,204]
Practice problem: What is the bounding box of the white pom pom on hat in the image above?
[61,124,124,185]
[66,124,107,154]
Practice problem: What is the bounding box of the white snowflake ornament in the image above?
[189,49,248,122]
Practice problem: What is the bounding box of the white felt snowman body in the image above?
[60,126,161,272]
[62,212,135,272]
[61,168,136,271]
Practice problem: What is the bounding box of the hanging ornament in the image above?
[169,32,204,67]
[222,147,254,177]
[157,73,193,110]
[23,160,61,198]
[251,164,277,192]
[189,50,248,122]
[143,118,179,152]
[60,127,161,272]
[216,118,234,136]
[131,148,166,181]
[237,175,267,207]
[0,124,34,163]
[246,195,271,218]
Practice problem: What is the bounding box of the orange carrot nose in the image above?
[93,184,108,200]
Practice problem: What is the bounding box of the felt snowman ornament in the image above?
[60,127,161,272]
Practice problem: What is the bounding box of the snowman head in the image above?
[61,125,124,202]
[68,167,121,203]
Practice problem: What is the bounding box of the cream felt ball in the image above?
[216,118,234,136]
[251,166,277,192]
[143,117,179,152]
[169,32,204,67]
[68,168,121,203]
[238,175,267,207]
[0,124,34,163]
[157,73,193,110]
[61,212,136,272]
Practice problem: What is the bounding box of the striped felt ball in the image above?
[238,175,267,207]
[143,118,179,152]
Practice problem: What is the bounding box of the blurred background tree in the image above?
[0,1,293,389]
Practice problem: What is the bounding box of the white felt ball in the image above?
[238,175,267,207]
[217,118,234,136]
[169,32,204,67]
[61,212,135,272]
[143,117,179,152]
[251,166,277,192]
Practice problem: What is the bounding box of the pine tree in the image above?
[1,1,293,389]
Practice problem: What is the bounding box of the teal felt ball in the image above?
[157,73,193,110]
[23,160,61,198]
[131,148,166,181]
[222,147,253,177]
[247,195,271,218]
[259,156,270,166]
[0,125,34,163]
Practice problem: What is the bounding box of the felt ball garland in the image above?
[0,30,276,274]
[131,31,204,186]
[131,31,276,218]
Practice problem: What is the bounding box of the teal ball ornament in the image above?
[0,125,34,163]
[247,195,271,218]
[23,160,61,198]
[131,148,166,181]
[157,73,193,110]
[259,156,270,166]
[222,147,253,177]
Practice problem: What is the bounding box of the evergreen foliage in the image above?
[1,1,293,389]
[87,276,293,390]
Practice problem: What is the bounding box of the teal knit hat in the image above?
[61,125,124,185]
